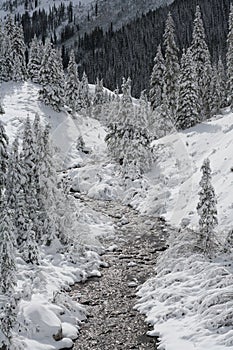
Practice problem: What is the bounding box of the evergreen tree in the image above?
[209,64,222,116]
[20,117,39,245]
[0,295,18,349]
[0,34,14,82]
[0,208,16,295]
[227,4,233,109]
[5,137,21,212]
[176,48,199,130]
[217,57,228,109]
[149,44,165,110]
[92,77,105,119]
[190,5,212,119]
[0,121,9,200]
[28,36,43,83]
[39,42,65,111]
[93,77,104,106]
[106,78,152,179]
[163,12,180,122]
[78,71,90,110]
[65,50,79,114]
[197,158,218,255]
[11,23,27,81]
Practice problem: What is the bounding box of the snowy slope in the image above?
[0,0,174,34]
[126,110,233,236]
[0,81,114,350]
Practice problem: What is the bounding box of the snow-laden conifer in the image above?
[227,4,233,109]
[78,71,90,110]
[5,137,21,212]
[39,43,65,111]
[0,34,13,82]
[163,12,180,122]
[0,208,16,294]
[106,78,152,180]
[28,36,43,83]
[0,295,19,349]
[65,50,79,114]
[197,158,218,255]
[11,23,27,81]
[209,64,222,116]
[217,57,228,108]
[149,44,165,110]
[176,48,199,130]
[0,120,9,200]
[93,78,104,106]
[190,5,212,119]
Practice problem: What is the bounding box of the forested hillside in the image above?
[75,0,231,96]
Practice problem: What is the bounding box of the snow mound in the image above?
[136,229,233,350]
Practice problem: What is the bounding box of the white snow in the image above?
[0,81,114,349]
[1,80,233,350]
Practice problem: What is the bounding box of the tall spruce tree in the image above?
[0,208,16,295]
[28,36,43,83]
[197,158,218,255]
[11,23,27,81]
[106,78,152,180]
[227,4,233,109]
[78,71,90,110]
[65,50,79,114]
[176,48,199,130]
[149,44,165,110]
[163,12,180,122]
[190,5,212,120]
[5,137,21,212]
[39,43,65,111]
[209,64,222,116]
[0,120,9,200]
[218,57,228,108]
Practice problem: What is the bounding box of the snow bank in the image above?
[130,110,233,234]
[136,229,233,350]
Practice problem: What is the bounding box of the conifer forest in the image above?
[0,0,232,349]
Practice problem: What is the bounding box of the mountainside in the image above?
[75,0,231,96]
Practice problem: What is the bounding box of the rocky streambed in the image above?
[71,195,172,350]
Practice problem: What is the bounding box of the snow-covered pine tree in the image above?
[78,71,90,110]
[20,117,40,249]
[65,50,79,115]
[39,43,65,111]
[106,78,152,180]
[149,44,165,110]
[0,208,16,295]
[217,57,228,108]
[92,77,105,119]
[209,64,222,117]
[27,36,43,83]
[105,77,133,162]
[11,23,27,81]
[176,48,199,130]
[4,14,14,40]
[5,137,21,212]
[0,34,14,82]
[227,4,233,110]
[163,12,180,123]
[190,5,212,120]
[0,120,9,200]
[37,124,58,245]
[196,158,218,255]
[93,77,104,106]
[0,295,19,350]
